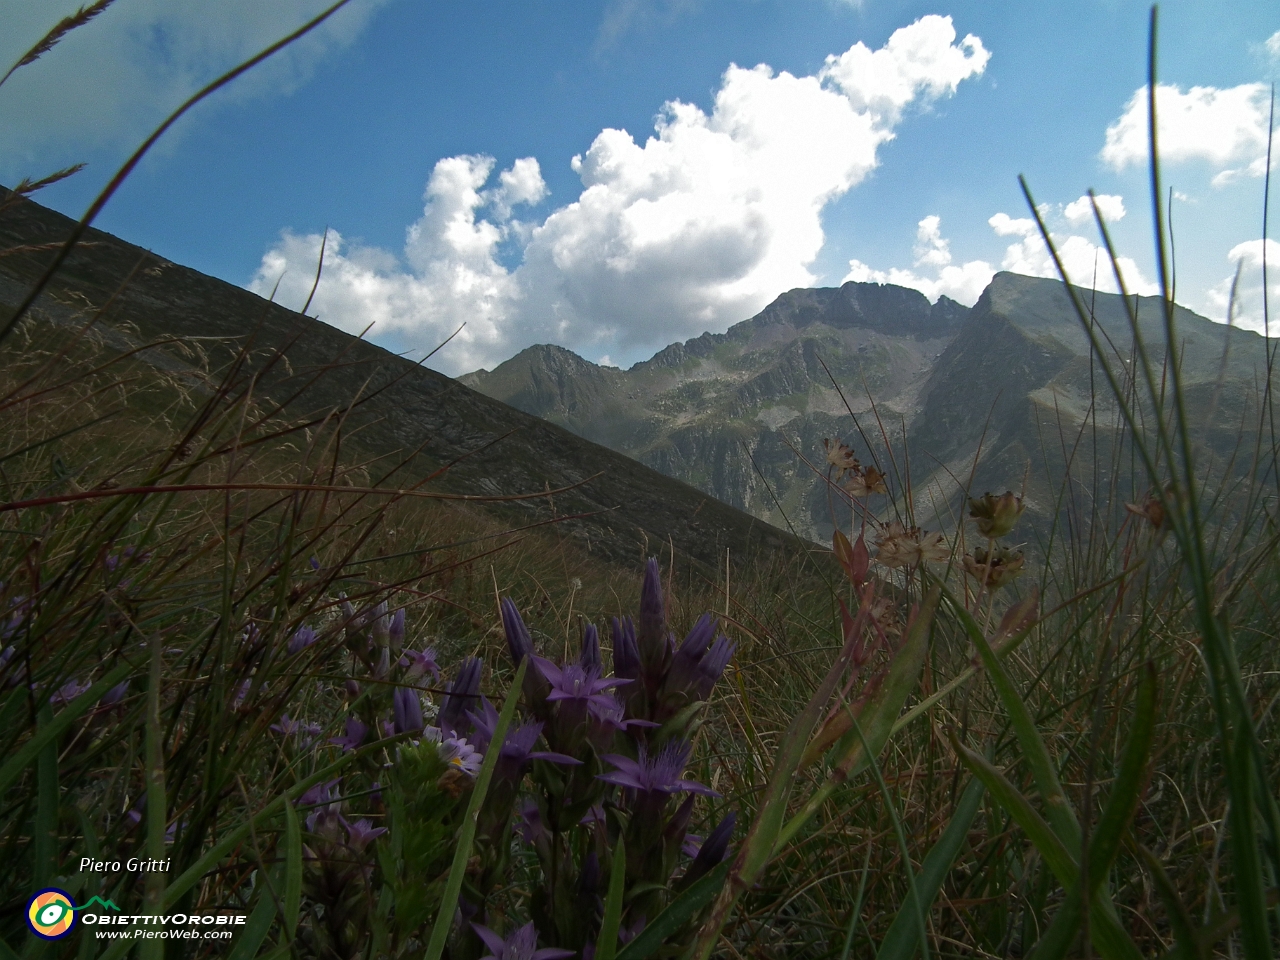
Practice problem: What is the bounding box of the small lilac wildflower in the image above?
[393,686,424,734]
[597,740,718,798]
[287,625,318,656]
[343,818,387,852]
[99,680,129,707]
[369,601,390,647]
[398,646,439,681]
[232,678,252,710]
[329,717,368,752]
[471,922,575,960]
[309,556,321,571]
[298,779,342,831]
[438,736,483,777]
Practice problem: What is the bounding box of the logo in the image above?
[27,888,78,940]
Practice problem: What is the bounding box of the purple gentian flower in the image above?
[516,797,545,845]
[50,677,92,707]
[470,922,575,960]
[398,646,439,681]
[99,680,129,707]
[665,614,717,693]
[697,635,735,699]
[329,717,368,752]
[287,625,318,656]
[271,714,299,737]
[466,697,579,777]
[309,556,321,571]
[535,658,630,716]
[393,686,424,734]
[597,740,718,798]
[439,657,482,738]
[232,678,252,710]
[344,818,387,852]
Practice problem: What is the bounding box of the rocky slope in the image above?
[464,274,1273,546]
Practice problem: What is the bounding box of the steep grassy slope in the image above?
[0,189,811,575]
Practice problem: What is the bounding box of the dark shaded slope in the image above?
[0,189,809,573]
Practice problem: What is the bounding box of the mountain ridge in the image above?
[464,270,1272,544]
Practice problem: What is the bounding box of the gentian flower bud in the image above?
[370,601,390,647]
[581,622,602,673]
[388,608,405,652]
[392,686,423,734]
[637,558,671,685]
[439,657,482,738]
[501,597,554,719]
[683,811,736,886]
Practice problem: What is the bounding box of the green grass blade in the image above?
[1087,662,1157,900]
[34,704,57,888]
[878,776,986,960]
[0,663,133,795]
[944,587,1081,853]
[226,883,279,960]
[852,712,931,960]
[776,585,941,853]
[283,794,302,939]
[1226,721,1273,959]
[595,833,626,960]
[614,860,731,960]
[947,731,1076,884]
[839,842,874,960]
[1135,844,1202,960]
[424,655,528,960]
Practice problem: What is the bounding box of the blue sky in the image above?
[1,0,1277,375]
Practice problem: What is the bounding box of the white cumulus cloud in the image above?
[1100,82,1274,185]
[844,215,995,305]
[251,15,991,374]
[989,209,1157,296]
[1063,193,1125,226]
[251,154,542,371]
[1205,238,1280,336]
[843,196,1157,307]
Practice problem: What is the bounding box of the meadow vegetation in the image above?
[1,4,1277,958]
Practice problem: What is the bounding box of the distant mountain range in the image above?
[462,273,1273,545]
